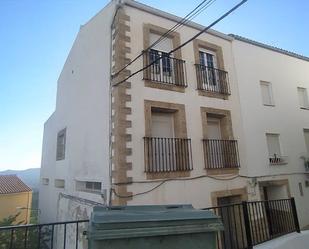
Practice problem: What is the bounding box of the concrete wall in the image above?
[39,1,117,223]
[232,39,309,227]
[0,191,32,224]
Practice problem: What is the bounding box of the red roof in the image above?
[0,175,32,194]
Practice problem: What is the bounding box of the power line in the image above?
[113,0,248,87]
[112,171,307,198]
[149,0,217,50]
[112,0,216,78]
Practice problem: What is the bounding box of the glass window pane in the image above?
[266,134,281,156]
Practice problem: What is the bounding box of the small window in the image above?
[260,81,274,106]
[298,182,304,196]
[41,178,49,185]
[266,133,281,156]
[304,129,309,154]
[76,181,102,193]
[56,128,66,160]
[55,179,65,189]
[297,87,309,109]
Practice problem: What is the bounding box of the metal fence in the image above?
[0,220,88,249]
[195,64,230,95]
[203,198,300,249]
[0,199,300,249]
[144,137,193,173]
[203,139,240,169]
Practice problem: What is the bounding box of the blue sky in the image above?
[0,0,308,171]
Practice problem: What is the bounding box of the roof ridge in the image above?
[229,34,309,62]
[0,175,32,194]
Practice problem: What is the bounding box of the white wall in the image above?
[39,1,117,223]
[122,5,249,209]
[232,39,309,227]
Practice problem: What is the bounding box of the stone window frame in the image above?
[143,24,185,93]
[200,107,234,140]
[145,100,187,138]
[193,39,229,99]
[144,100,191,179]
[200,107,238,175]
[56,128,66,161]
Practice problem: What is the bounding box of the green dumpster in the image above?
[88,204,223,249]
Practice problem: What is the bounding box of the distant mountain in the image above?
[0,168,40,191]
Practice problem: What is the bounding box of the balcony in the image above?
[269,154,288,165]
[202,139,240,169]
[143,49,187,87]
[195,64,230,95]
[144,137,193,173]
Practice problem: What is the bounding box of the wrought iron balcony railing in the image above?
[269,154,288,165]
[195,64,230,95]
[203,139,240,169]
[143,49,187,87]
[144,137,193,173]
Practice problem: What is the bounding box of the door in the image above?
[149,33,174,83]
[151,112,175,171]
[199,49,218,90]
[207,118,224,168]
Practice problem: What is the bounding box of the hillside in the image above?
[0,168,40,191]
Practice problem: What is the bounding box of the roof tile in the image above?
[0,175,32,194]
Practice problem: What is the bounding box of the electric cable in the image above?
[113,0,248,87]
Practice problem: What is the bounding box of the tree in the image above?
[0,214,51,249]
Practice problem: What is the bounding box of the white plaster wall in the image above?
[231,40,309,227]
[39,1,117,223]
[123,5,249,209]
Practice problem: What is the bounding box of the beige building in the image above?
[39,0,309,229]
[0,175,32,224]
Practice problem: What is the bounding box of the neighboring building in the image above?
[0,175,32,224]
[39,0,309,229]
[231,35,309,227]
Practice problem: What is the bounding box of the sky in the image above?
[0,0,308,171]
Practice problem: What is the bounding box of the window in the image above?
[54,179,65,189]
[266,133,281,156]
[206,118,222,140]
[199,50,217,68]
[199,50,218,86]
[260,81,274,106]
[266,133,287,164]
[304,129,309,154]
[76,180,102,193]
[297,87,309,109]
[151,112,174,138]
[298,182,304,196]
[56,128,66,160]
[41,178,49,185]
[144,101,192,174]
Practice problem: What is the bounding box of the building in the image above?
[39,0,309,229]
[0,175,32,224]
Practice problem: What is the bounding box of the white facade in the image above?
[231,37,309,227]
[39,0,309,230]
[39,1,117,223]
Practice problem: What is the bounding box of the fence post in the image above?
[242,201,253,249]
[290,197,301,233]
